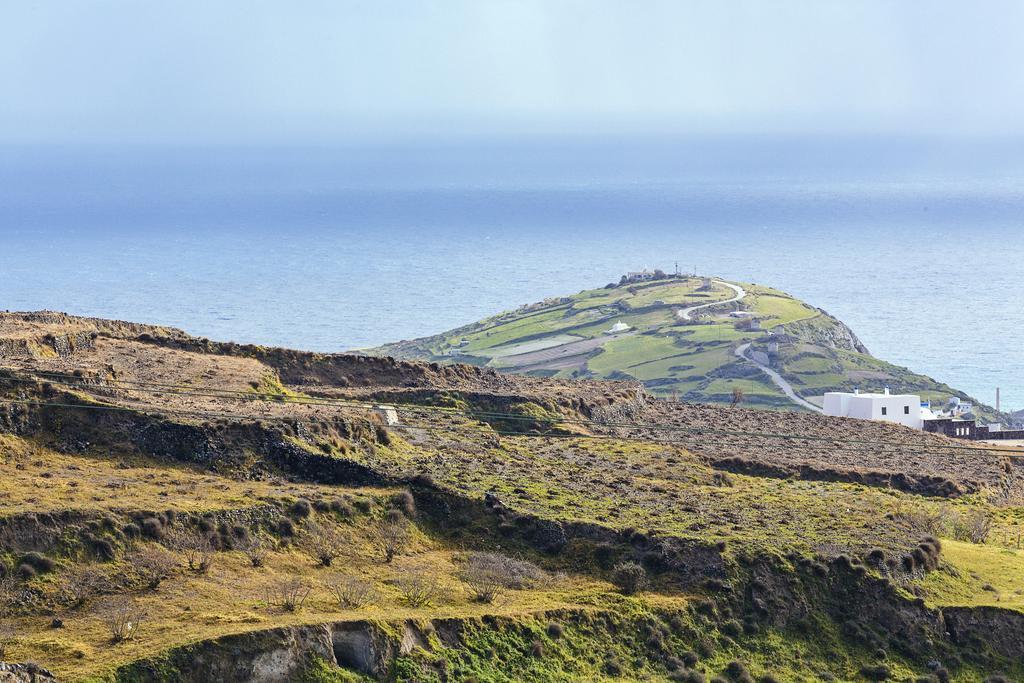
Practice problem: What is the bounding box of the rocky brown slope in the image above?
[0,310,1016,500]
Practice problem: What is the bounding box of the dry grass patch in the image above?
[0,434,378,516]
[3,530,609,680]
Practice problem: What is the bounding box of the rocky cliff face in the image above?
[0,662,56,682]
[780,309,871,355]
[117,617,459,682]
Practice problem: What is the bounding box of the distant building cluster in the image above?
[619,266,691,285]
[823,388,1024,441]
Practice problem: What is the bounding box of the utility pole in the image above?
[997,387,1001,414]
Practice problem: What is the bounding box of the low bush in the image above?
[328,576,377,609]
[411,473,435,488]
[165,528,216,574]
[265,579,312,612]
[860,664,891,681]
[593,542,617,569]
[128,547,177,591]
[725,660,752,682]
[460,552,547,603]
[604,658,624,676]
[396,573,446,608]
[290,499,313,519]
[951,510,991,544]
[721,619,743,638]
[329,498,354,517]
[105,597,146,643]
[63,566,107,608]
[299,520,346,567]
[16,564,37,580]
[140,517,164,540]
[391,491,416,518]
[611,561,647,595]
[375,516,411,564]
[238,534,270,568]
[19,552,55,574]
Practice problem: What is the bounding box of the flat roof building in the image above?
[823,388,924,430]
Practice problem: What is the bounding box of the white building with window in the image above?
[822,388,924,430]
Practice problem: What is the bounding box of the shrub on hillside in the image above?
[329,498,354,517]
[724,660,753,682]
[290,499,313,519]
[277,517,296,537]
[128,547,176,591]
[104,597,146,643]
[611,561,647,595]
[238,534,270,568]
[265,578,312,612]
[892,503,949,537]
[411,472,435,488]
[951,510,991,544]
[592,542,618,569]
[328,576,377,609]
[460,552,548,603]
[140,517,164,540]
[63,566,107,608]
[396,573,446,608]
[860,664,891,681]
[122,522,141,540]
[19,552,55,574]
[391,491,416,518]
[299,520,346,567]
[375,515,411,564]
[165,528,216,574]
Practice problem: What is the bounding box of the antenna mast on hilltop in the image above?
[674,261,679,276]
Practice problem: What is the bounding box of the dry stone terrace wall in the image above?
[637,402,1020,500]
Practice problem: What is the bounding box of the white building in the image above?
[625,270,656,282]
[822,388,924,429]
[605,321,631,335]
[373,405,400,426]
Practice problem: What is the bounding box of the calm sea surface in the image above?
[1,137,1022,409]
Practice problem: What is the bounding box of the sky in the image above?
[3,1,1024,144]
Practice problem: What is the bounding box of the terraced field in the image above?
[3,311,1024,681]
[366,276,1004,422]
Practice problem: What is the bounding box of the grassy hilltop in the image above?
[367,275,1000,420]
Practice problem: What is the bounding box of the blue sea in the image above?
[1,136,1022,410]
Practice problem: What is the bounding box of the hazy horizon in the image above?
[4,1,1024,144]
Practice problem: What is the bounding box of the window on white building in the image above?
[904,406,910,415]
[881,407,887,416]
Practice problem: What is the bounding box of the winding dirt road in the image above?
[676,280,747,321]
[735,342,823,412]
